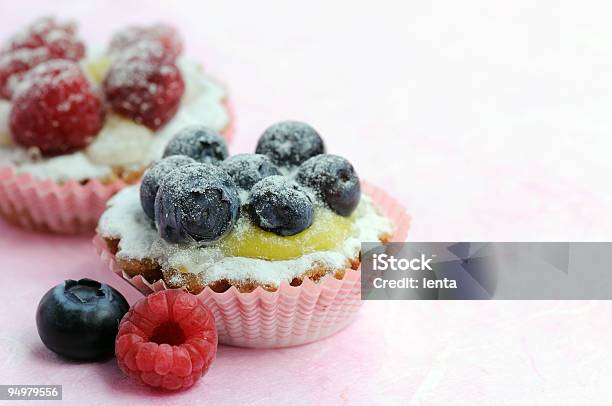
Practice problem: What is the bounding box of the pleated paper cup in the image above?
[0,167,129,234]
[95,181,410,348]
[0,102,234,234]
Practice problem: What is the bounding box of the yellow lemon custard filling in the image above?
[222,208,354,260]
[83,55,112,85]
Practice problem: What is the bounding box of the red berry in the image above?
[109,24,183,61]
[113,40,169,65]
[10,60,105,156]
[115,290,217,391]
[0,47,54,99]
[2,16,85,61]
[103,58,185,130]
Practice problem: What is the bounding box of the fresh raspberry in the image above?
[10,60,105,156]
[115,290,217,390]
[2,16,85,61]
[103,58,185,130]
[109,24,183,61]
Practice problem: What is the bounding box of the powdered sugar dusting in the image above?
[219,153,280,190]
[3,17,76,49]
[86,116,155,166]
[0,47,52,98]
[2,16,85,64]
[98,185,392,287]
[245,175,314,233]
[108,24,183,60]
[255,121,325,166]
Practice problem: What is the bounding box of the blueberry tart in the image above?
[97,122,394,294]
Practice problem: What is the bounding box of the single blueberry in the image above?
[255,121,325,167]
[163,126,228,164]
[247,175,314,236]
[140,155,196,220]
[154,163,240,243]
[219,153,281,190]
[36,278,129,361]
[296,154,361,216]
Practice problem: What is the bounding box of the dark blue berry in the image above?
[219,153,281,190]
[36,278,129,361]
[247,175,313,236]
[154,163,240,243]
[163,126,228,164]
[296,154,360,216]
[140,155,195,220]
[255,121,325,167]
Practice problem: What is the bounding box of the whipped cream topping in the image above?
[98,185,393,287]
[0,57,229,182]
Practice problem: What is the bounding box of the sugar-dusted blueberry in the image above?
[296,154,361,216]
[255,121,325,167]
[36,278,129,361]
[247,175,314,236]
[154,163,240,243]
[163,126,228,164]
[140,155,195,220]
[219,153,281,190]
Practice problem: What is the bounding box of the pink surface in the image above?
[1,0,612,404]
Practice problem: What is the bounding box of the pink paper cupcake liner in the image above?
[0,102,234,234]
[95,181,410,348]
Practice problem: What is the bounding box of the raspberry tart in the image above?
[0,17,232,233]
[96,121,410,347]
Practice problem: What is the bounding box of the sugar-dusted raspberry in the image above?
[115,290,217,390]
[109,24,183,61]
[103,58,185,130]
[2,16,85,61]
[0,47,53,99]
[113,40,169,65]
[10,60,105,156]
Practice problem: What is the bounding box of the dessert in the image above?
[0,17,232,233]
[36,278,129,360]
[115,289,217,390]
[98,120,393,292]
[96,121,408,347]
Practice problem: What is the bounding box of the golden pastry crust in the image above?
[102,232,391,294]
[98,166,146,185]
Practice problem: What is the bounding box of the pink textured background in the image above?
[1,0,612,404]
